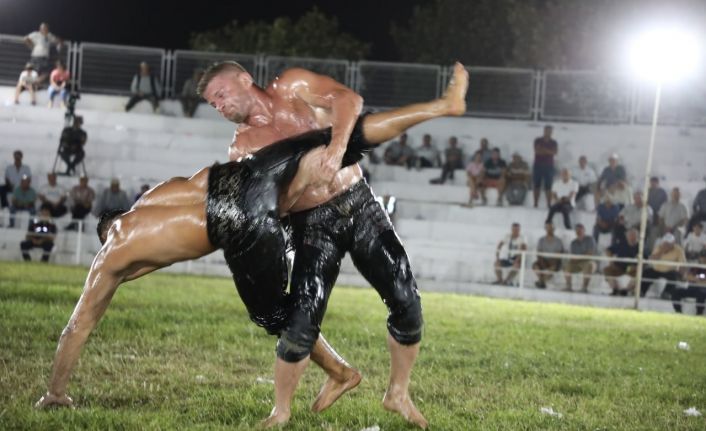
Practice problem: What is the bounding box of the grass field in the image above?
[1,261,706,430]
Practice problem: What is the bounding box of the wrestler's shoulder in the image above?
[271,68,322,90]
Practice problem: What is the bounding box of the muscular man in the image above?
[197,61,468,428]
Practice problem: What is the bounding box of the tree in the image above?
[189,8,370,60]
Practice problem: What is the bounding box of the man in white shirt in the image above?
[14,63,39,105]
[24,22,62,84]
[684,222,706,261]
[574,155,597,207]
[38,172,68,218]
[546,168,579,229]
[3,150,32,209]
[493,222,528,286]
[658,187,689,245]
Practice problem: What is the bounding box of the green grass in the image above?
[1,261,706,430]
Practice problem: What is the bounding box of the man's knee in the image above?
[388,292,423,345]
[276,310,319,362]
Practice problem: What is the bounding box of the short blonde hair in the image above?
[196,61,246,96]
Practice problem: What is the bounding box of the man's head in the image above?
[38,206,52,220]
[73,116,83,128]
[97,209,127,245]
[198,61,253,123]
[472,151,482,163]
[24,62,34,72]
[20,175,31,190]
[110,178,120,193]
[47,172,57,186]
[480,138,489,149]
[579,155,587,168]
[633,191,643,206]
[650,176,660,188]
[575,223,585,238]
[627,228,639,245]
[13,150,23,166]
[78,175,88,187]
[491,148,501,161]
[661,233,676,251]
[512,152,522,163]
[511,222,521,237]
[400,133,408,146]
[671,187,681,202]
[140,184,150,193]
[39,22,49,35]
[139,62,150,76]
[561,168,570,182]
[448,136,458,148]
[693,222,703,236]
[422,134,431,146]
[609,154,618,168]
[545,222,555,236]
[543,125,553,139]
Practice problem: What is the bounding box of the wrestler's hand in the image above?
[312,146,345,187]
[34,392,74,409]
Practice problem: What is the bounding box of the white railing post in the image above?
[519,250,527,291]
[75,220,83,265]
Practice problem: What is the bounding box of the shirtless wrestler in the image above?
[196,62,468,428]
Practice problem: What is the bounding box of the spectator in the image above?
[134,184,150,202]
[126,62,162,112]
[684,222,706,261]
[671,249,706,315]
[24,22,62,85]
[532,222,565,289]
[473,138,492,163]
[606,180,633,209]
[640,233,685,298]
[20,207,57,263]
[614,191,652,247]
[66,175,95,231]
[479,148,507,206]
[47,61,70,108]
[415,134,441,168]
[647,176,668,225]
[546,168,579,229]
[687,179,706,235]
[58,116,87,176]
[596,154,627,203]
[532,125,558,208]
[14,63,39,105]
[384,133,415,167]
[574,155,597,208]
[564,223,597,292]
[38,172,68,218]
[505,153,531,206]
[93,178,131,217]
[10,175,37,228]
[593,196,620,242]
[180,69,204,118]
[2,150,32,209]
[430,136,465,184]
[463,152,484,207]
[658,187,689,244]
[604,228,640,296]
[493,222,527,286]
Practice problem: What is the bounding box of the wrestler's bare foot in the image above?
[382,390,429,429]
[440,62,469,116]
[260,407,290,428]
[311,368,362,413]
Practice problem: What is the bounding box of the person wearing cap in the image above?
[532,124,558,208]
[9,175,37,228]
[93,178,130,217]
[595,154,626,204]
[14,62,39,105]
[564,223,596,292]
[505,152,531,205]
[639,233,686,298]
[2,150,32,209]
[671,249,706,315]
[67,175,95,230]
[658,187,689,245]
[686,179,706,235]
[125,62,162,113]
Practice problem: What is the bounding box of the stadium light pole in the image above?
[627,26,701,309]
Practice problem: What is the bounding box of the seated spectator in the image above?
[2,150,32,209]
[493,222,527,286]
[126,62,162,112]
[134,183,150,202]
[564,223,597,292]
[546,168,578,229]
[47,61,70,108]
[658,187,689,244]
[58,116,87,176]
[574,155,597,208]
[10,175,37,228]
[20,207,57,263]
[505,153,531,206]
[415,134,440,168]
[614,191,652,247]
[596,154,626,203]
[93,178,131,217]
[38,172,68,218]
[24,22,62,86]
[671,249,706,315]
[473,138,492,163]
[532,222,564,288]
[532,125,558,208]
[684,222,706,261]
[593,196,620,242]
[647,176,668,225]
[384,133,415,167]
[479,148,507,206]
[606,180,632,209]
[463,152,484,207]
[604,228,639,296]
[640,233,685,298]
[687,178,706,235]
[14,63,39,105]
[430,136,465,184]
[66,175,95,231]
[180,69,204,118]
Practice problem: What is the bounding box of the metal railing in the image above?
[172,50,259,97]
[356,61,442,109]
[0,34,72,86]
[464,67,536,119]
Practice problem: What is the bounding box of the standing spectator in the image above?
[505,153,531,206]
[546,168,579,229]
[20,207,57,263]
[180,69,204,118]
[93,178,131,217]
[38,172,68,218]
[66,175,95,231]
[473,138,492,163]
[415,134,441,168]
[493,222,527,286]
[604,228,640,296]
[647,177,668,225]
[2,150,32,209]
[687,179,706,235]
[479,148,507,206]
[58,116,87,176]
[47,61,70,108]
[14,63,39,105]
[672,249,706,315]
[134,184,150,202]
[125,62,162,112]
[684,222,706,261]
[596,154,627,203]
[658,187,689,244]
[24,22,62,85]
[10,175,37,228]
[532,125,558,208]
[574,155,597,208]
[532,222,565,288]
[640,233,685,298]
[430,136,465,184]
[384,133,415,167]
[463,152,484,207]
[564,223,597,292]
[593,196,621,242]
